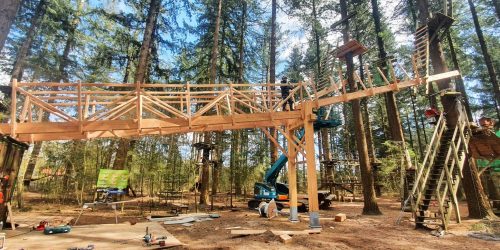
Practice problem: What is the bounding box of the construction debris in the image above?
[279,234,293,244]
[231,230,267,235]
[258,199,278,219]
[150,213,220,225]
[271,229,322,236]
[468,232,500,241]
[163,217,196,225]
[335,213,347,222]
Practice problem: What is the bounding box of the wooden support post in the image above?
[6,202,15,230]
[187,82,191,128]
[287,126,299,222]
[77,81,83,133]
[136,81,142,130]
[83,94,90,119]
[303,101,320,228]
[11,79,17,137]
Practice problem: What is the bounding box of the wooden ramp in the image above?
[6,222,183,249]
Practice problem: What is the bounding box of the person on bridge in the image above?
[280,76,293,111]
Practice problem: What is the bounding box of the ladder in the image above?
[315,46,337,92]
[412,25,430,80]
[409,101,471,230]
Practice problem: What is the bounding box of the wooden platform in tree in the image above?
[335,40,367,59]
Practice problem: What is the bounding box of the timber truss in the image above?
[0,36,461,228]
[1,42,459,142]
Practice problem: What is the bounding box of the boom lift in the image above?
[248,109,341,211]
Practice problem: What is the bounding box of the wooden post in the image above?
[230,82,235,116]
[136,81,142,130]
[287,126,299,222]
[186,82,191,128]
[10,79,17,137]
[77,81,83,133]
[303,101,320,228]
[6,202,14,230]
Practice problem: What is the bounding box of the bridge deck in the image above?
[1,62,459,142]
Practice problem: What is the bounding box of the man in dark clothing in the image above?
[280,76,293,111]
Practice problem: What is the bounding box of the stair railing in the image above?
[410,100,472,228]
[410,112,446,213]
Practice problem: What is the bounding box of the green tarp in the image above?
[96,169,129,189]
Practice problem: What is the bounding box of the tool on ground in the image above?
[34,220,49,231]
[44,225,71,235]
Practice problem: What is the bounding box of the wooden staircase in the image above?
[409,102,471,230]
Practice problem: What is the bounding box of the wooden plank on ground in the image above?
[271,229,321,236]
[279,234,293,244]
[231,230,267,235]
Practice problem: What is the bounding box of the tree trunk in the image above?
[417,0,495,219]
[312,0,321,76]
[113,0,160,171]
[371,0,405,143]
[23,142,42,187]
[22,2,82,188]
[404,113,414,149]
[485,169,500,209]
[200,0,223,205]
[113,139,129,170]
[362,100,376,162]
[493,0,500,20]
[468,0,500,117]
[237,1,247,84]
[269,0,278,164]
[209,0,222,85]
[359,54,376,163]
[462,157,496,218]
[11,0,48,82]
[340,0,381,215]
[446,33,473,120]
[135,0,161,84]
[410,93,424,159]
[0,0,21,51]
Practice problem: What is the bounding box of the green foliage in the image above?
[378,140,417,193]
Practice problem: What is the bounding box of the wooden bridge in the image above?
[0,39,460,227]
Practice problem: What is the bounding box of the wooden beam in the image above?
[426,70,460,83]
[317,79,420,107]
[287,126,299,222]
[303,101,320,225]
[10,79,17,136]
[262,128,287,156]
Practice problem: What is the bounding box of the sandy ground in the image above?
[3,193,499,250]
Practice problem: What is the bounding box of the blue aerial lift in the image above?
[248,109,342,211]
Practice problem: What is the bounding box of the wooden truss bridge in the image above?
[0,32,460,227]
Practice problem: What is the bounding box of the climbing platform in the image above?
[427,12,454,43]
[335,40,367,60]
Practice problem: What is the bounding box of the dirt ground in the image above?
[4,192,500,249]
